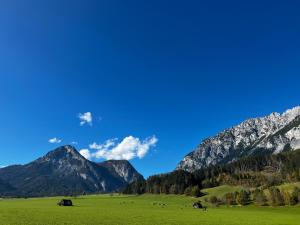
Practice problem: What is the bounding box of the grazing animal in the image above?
[192,201,203,209]
[57,199,73,206]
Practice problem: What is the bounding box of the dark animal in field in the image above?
[159,203,166,208]
[193,201,203,209]
[57,199,73,206]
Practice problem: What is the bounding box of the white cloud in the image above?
[0,165,7,168]
[78,112,92,126]
[89,138,117,150]
[81,135,158,161]
[137,136,158,158]
[80,149,92,160]
[48,137,62,144]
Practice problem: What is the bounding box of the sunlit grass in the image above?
[0,194,299,225]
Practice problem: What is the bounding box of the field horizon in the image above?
[0,191,299,225]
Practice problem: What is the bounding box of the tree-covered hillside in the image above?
[124,149,300,195]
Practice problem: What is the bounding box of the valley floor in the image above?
[0,194,299,225]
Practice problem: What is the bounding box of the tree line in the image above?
[123,149,300,197]
[123,170,203,197]
[206,187,300,207]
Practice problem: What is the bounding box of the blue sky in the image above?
[0,0,300,177]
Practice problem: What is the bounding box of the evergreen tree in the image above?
[283,191,297,206]
[209,195,219,206]
[236,189,250,205]
[184,186,192,196]
[253,189,268,206]
[290,187,300,205]
[191,186,203,197]
[223,192,236,205]
[169,184,178,194]
[269,187,284,206]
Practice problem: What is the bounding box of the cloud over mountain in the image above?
[79,149,92,160]
[80,136,158,161]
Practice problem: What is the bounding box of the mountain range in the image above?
[2,106,300,197]
[177,106,300,172]
[0,145,143,197]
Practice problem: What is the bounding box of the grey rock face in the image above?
[98,160,144,184]
[177,106,300,172]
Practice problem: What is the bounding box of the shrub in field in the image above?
[184,186,192,196]
[184,186,204,197]
[293,187,300,203]
[209,195,220,206]
[223,192,237,205]
[191,186,203,197]
[236,190,251,205]
[289,187,300,205]
[282,191,297,206]
[268,187,284,206]
[253,189,268,206]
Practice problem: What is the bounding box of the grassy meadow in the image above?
[0,193,299,225]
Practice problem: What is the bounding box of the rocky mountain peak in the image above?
[0,146,144,197]
[38,145,85,164]
[282,106,300,121]
[98,160,144,184]
[43,145,79,157]
[177,106,300,172]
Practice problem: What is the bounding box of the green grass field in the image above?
[0,194,299,225]
[200,185,243,199]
